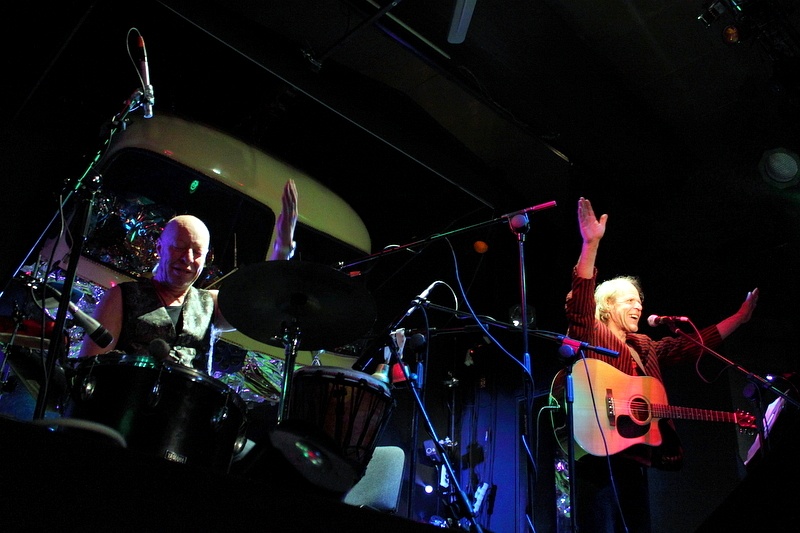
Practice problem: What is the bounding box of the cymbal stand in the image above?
[276,321,302,423]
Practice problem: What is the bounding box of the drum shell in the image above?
[287,366,394,470]
[64,353,247,473]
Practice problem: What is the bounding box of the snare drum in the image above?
[64,353,247,473]
[270,366,394,492]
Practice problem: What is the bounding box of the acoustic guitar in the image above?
[550,358,757,459]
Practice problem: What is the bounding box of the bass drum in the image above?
[64,353,247,473]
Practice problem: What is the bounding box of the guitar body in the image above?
[551,358,667,459]
[550,358,755,459]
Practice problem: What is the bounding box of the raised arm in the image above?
[716,287,759,339]
[576,197,608,279]
[268,178,299,261]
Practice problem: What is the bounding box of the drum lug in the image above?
[211,405,229,431]
[79,375,97,401]
[232,424,248,455]
[148,380,162,407]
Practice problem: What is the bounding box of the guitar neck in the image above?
[653,404,738,424]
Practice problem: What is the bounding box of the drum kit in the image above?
[1,260,393,490]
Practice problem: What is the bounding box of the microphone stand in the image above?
[532,332,619,533]
[668,325,798,408]
[505,210,539,527]
[389,295,615,531]
[29,93,144,420]
[668,324,800,459]
[339,201,557,271]
[342,203,555,531]
[386,305,484,533]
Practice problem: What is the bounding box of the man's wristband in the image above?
[273,240,296,259]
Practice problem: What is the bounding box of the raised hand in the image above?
[578,196,607,244]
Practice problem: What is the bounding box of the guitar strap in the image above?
[627,345,647,375]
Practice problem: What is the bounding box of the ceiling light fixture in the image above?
[759,147,800,189]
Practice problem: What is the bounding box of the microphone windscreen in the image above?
[148,338,171,361]
[406,333,426,350]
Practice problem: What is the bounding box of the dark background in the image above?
[2,1,799,531]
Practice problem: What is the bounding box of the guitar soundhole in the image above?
[629,396,651,424]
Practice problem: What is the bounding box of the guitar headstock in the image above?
[735,410,758,433]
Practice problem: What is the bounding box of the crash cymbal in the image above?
[217,261,376,351]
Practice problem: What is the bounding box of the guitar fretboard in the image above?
[652,404,737,423]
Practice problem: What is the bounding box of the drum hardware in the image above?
[79,374,97,402]
[148,375,163,408]
[211,404,230,431]
[148,363,172,409]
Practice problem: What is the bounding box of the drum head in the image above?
[269,418,362,494]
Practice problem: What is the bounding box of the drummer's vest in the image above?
[117,281,214,370]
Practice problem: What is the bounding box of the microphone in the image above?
[404,281,439,317]
[406,332,426,351]
[148,338,171,362]
[45,285,114,348]
[647,314,689,327]
[136,34,154,118]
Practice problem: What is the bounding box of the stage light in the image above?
[698,1,727,26]
[722,24,742,44]
[759,147,800,189]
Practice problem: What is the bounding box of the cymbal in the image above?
[217,261,376,351]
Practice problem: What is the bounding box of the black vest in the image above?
[116,280,215,371]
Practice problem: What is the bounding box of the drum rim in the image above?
[72,352,248,409]
[292,365,390,393]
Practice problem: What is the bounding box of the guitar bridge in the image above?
[606,388,616,427]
